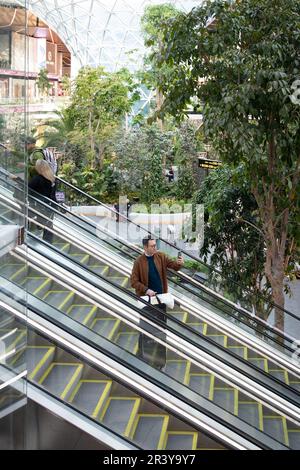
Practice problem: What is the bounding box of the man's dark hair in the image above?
[142,236,155,248]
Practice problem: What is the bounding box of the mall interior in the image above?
[0,0,299,451]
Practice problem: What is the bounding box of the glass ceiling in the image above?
[12,0,202,72]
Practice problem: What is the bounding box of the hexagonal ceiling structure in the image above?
[11,0,202,73]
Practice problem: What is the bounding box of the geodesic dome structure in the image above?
[13,0,201,73]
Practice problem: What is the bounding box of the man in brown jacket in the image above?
[130,237,184,298]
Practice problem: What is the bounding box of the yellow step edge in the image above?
[124,398,141,437]
[264,416,289,446]
[258,403,264,431]
[249,357,269,373]
[61,364,84,400]
[183,361,192,386]
[233,389,239,416]
[80,254,89,264]
[164,431,198,450]
[42,290,68,302]
[58,291,75,311]
[269,369,289,384]
[5,330,26,353]
[9,265,26,281]
[228,345,248,360]
[92,381,113,419]
[209,375,215,401]
[214,387,235,391]
[98,397,141,437]
[115,331,138,349]
[7,348,25,367]
[121,277,129,287]
[131,414,169,450]
[29,346,56,380]
[38,362,82,395]
[32,278,52,296]
[83,305,98,325]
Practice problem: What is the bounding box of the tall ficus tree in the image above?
[140,3,180,152]
[156,0,300,331]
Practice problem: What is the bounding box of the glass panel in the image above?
[1,253,299,448]
[0,1,28,449]
[26,327,229,450]
[54,177,299,341]
[0,184,298,396]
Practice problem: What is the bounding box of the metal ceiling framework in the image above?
[7,0,201,72]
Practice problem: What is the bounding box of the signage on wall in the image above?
[46,42,57,74]
[198,156,222,170]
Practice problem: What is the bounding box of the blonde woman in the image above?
[28,159,57,243]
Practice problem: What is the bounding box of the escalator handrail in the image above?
[0,289,290,450]
[0,170,296,320]
[21,235,300,406]
[56,175,295,318]
[1,172,299,330]
[0,188,297,349]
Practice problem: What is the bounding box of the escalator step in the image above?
[165,432,198,450]
[263,416,288,446]
[169,311,188,323]
[213,389,237,415]
[100,397,141,436]
[1,264,24,279]
[132,414,169,450]
[228,346,247,359]
[115,332,139,353]
[67,304,97,324]
[107,276,128,287]
[0,328,26,352]
[268,369,289,384]
[188,374,214,399]
[42,291,73,310]
[91,318,121,339]
[248,358,268,372]
[206,334,227,347]
[21,277,48,294]
[186,322,206,334]
[289,381,300,392]
[164,360,190,385]
[26,346,56,380]
[38,363,83,400]
[238,402,262,429]
[288,431,300,450]
[69,380,112,417]
[88,265,109,276]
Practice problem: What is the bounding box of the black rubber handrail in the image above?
[1,176,298,346]
[0,174,299,344]
[56,175,297,318]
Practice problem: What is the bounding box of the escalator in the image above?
[1,175,300,448]
[1,247,300,449]
[55,176,299,337]
[1,305,232,450]
[0,188,299,401]
[1,173,298,356]
[2,170,298,347]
